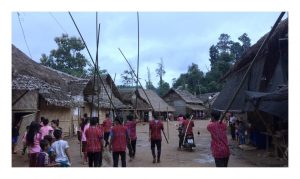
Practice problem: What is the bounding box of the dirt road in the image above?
[12,119,287,167]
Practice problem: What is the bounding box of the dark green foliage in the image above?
[173,33,251,94]
[40,34,89,78]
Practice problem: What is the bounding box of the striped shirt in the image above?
[207,121,230,158]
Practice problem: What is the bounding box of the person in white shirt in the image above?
[51,129,71,167]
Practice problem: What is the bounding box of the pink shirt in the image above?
[40,125,54,139]
[207,121,230,158]
[28,133,42,153]
[81,123,90,142]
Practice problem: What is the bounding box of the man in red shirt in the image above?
[109,116,129,167]
[85,117,103,167]
[207,110,230,167]
[125,114,137,161]
[149,113,164,163]
[102,113,112,148]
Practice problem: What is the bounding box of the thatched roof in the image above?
[165,88,204,104]
[12,45,87,107]
[84,74,128,109]
[197,92,220,107]
[212,18,288,119]
[119,88,151,110]
[137,89,175,112]
[12,74,74,107]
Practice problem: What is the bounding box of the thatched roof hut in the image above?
[84,74,128,110]
[163,88,206,117]
[213,18,288,120]
[137,89,175,112]
[119,88,151,110]
[12,45,79,108]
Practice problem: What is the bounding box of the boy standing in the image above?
[51,129,71,167]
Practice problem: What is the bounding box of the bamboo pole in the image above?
[68,12,117,113]
[118,48,155,112]
[135,11,140,119]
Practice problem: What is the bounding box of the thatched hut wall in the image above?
[39,104,72,137]
[12,90,38,111]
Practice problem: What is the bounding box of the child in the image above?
[51,129,71,167]
[51,119,62,131]
[21,126,30,155]
[26,121,42,167]
[37,139,57,167]
[40,118,54,139]
[44,135,55,163]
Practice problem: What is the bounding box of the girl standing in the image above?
[26,121,42,167]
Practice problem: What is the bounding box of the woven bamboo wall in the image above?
[39,106,72,136]
[12,90,38,110]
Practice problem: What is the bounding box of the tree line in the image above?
[40,33,251,96]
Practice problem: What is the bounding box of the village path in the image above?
[12,120,286,167]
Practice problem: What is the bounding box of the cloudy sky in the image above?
[12,12,288,87]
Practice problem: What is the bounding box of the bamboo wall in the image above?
[12,90,38,111]
[39,105,72,137]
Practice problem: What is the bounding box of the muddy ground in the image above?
[12,120,287,167]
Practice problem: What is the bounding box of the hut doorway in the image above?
[12,112,36,151]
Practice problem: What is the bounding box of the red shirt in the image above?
[111,125,128,152]
[182,120,194,135]
[103,118,112,133]
[207,121,230,158]
[125,121,137,140]
[85,126,103,152]
[149,120,164,140]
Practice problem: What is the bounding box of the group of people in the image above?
[228,113,248,145]
[78,112,165,167]
[78,113,137,167]
[18,117,71,167]
[13,110,233,168]
[176,114,195,150]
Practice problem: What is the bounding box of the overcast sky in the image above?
[12,12,288,87]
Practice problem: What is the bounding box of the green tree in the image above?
[40,34,88,77]
[172,63,205,95]
[157,80,170,96]
[121,69,136,87]
[238,33,251,53]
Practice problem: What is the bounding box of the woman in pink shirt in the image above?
[40,118,54,139]
[26,121,42,167]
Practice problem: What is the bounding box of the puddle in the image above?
[193,154,214,164]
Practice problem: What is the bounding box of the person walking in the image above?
[125,114,137,161]
[149,113,164,163]
[109,116,129,167]
[102,113,112,148]
[85,117,104,167]
[207,110,230,167]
